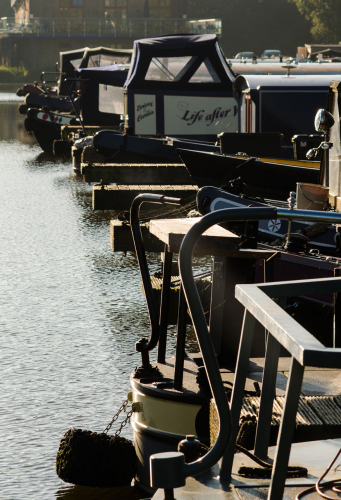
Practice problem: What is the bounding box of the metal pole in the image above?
[325,131,330,187]
[333,267,341,347]
[174,284,188,390]
[130,194,182,363]
[157,245,173,364]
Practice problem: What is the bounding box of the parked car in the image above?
[234,51,257,59]
[262,49,281,59]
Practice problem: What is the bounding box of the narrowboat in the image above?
[127,100,341,499]
[92,33,238,162]
[21,47,133,152]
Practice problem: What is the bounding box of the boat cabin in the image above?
[233,74,339,157]
[58,47,88,96]
[78,46,132,69]
[58,46,133,96]
[123,34,237,140]
[78,64,129,126]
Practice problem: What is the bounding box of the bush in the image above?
[0,66,28,83]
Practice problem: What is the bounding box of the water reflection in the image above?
[0,97,37,145]
[0,98,209,499]
[0,100,146,499]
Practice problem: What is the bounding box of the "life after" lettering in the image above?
[181,105,238,126]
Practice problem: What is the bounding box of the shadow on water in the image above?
[56,485,140,500]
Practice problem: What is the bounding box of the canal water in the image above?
[0,87,187,499]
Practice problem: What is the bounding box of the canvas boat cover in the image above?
[125,34,236,91]
[77,64,129,87]
[79,47,133,69]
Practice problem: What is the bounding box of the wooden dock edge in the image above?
[110,220,165,253]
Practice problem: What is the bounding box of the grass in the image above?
[0,66,29,83]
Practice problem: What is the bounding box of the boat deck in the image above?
[152,438,341,499]
[139,355,341,499]
[137,355,341,444]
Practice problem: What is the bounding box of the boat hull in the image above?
[93,130,219,163]
[197,187,338,254]
[177,149,320,201]
[130,359,209,493]
[25,108,79,152]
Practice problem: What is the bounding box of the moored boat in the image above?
[177,148,320,201]
[92,33,238,161]
[21,47,133,152]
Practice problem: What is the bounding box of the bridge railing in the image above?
[0,17,222,37]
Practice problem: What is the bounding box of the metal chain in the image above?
[103,399,133,436]
[113,408,133,438]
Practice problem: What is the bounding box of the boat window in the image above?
[98,84,124,114]
[70,58,83,69]
[145,56,192,81]
[87,55,114,67]
[189,57,221,83]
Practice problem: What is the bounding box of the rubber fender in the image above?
[53,139,72,156]
[18,104,28,115]
[24,116,35,132]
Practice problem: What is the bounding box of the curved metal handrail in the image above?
[179,206,277,477]
[179,205,341,478]
[130,193,182,359]
[150,204,341,487]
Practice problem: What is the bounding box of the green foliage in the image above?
[0,66,28,83]
[290,0,341,43]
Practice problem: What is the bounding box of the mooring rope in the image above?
[296,446,341,499]
[236,443,308,479]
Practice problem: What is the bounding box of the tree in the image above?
[290,0,341,43]
[188,0,312,57]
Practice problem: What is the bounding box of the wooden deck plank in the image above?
[149,217,240,253]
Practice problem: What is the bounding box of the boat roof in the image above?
[125,34,235,91]
[234,73,341,91]
[77,64,129,85]
[132,33,218,50]
[79,46,133,69]
[229,61,341,75]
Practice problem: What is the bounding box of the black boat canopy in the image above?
[233,73,340,144]
[58,47,88,95]
[58,46,132,95]
[77,64,128,126]
[125,34,235,91]
[77,64,129,86]
[79,47,133,69]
